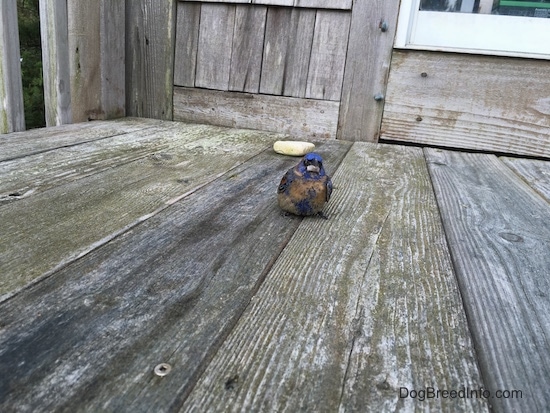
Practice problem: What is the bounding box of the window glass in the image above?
[420,0,550,17]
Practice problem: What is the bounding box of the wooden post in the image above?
[0,1,25,133]
[337,0,400,141]
[39,0,72,126]
[126,0,176,120]
[68,0,125,122]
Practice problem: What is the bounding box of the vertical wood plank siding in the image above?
[126,0,176,120]
[229,5,267,93]
[174,2,201,88]
[174,1,356,138]
[305,10,350,101]
[195,4,236,90]
[181,4,350,101]
[259,7,315,97]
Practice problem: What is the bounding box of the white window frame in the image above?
[395,0,550,60]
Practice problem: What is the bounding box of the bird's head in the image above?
[301,152,325,176]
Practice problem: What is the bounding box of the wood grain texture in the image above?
[195,3,235,90]
[0,122,281,301]
[39,0,72,126]
[0,123,182,205]
[500,157,550,202]
[259,7,315,98]
[99,0,126,119]
[337,0,401,141]
[126,0,176,119]
[174,2,201,87]
[229,5,267,93]
[305,10,350,101]
[68,0,125,122]
[425,148,550,412]
[382,51,550,157]
[0,118,163,162]
[0,1,25,133]
[68,1,100,122]
[174,86,339,138]
[0,140,352,412]
[182,143,487,412]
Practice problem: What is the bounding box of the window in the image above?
[395,0,550,59]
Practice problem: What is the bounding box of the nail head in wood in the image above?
[154,363,172,377]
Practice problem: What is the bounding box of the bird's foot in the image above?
[317,211,329,220]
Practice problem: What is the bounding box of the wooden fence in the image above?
[2,0,548,157]
[1,0,126,133]
[1,2,25,133]
[1,0,398,141]
[171,0,399,140]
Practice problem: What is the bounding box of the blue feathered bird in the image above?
[277,152,333,218]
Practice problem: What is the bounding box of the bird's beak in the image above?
[306,165,320,173]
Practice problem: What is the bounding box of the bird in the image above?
[277,152,333,218]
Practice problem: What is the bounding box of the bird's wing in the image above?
[325,176,333,202]
[278,169,294,194]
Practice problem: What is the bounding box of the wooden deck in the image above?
[1,118,549,412]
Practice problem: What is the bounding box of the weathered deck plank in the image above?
[0,123,185,202]
[500,156,550,202]
[0,123,284,301]
[425,149,550,412]
[0,118,164,162]
[0,141,352,412]
[181,143,487,412]
[4,117,547,412]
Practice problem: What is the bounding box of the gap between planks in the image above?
[0,123,287,301]
[0,140,352,412]
[181,142,487,412]
[0,118,167,162]
[424,148,550,413]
